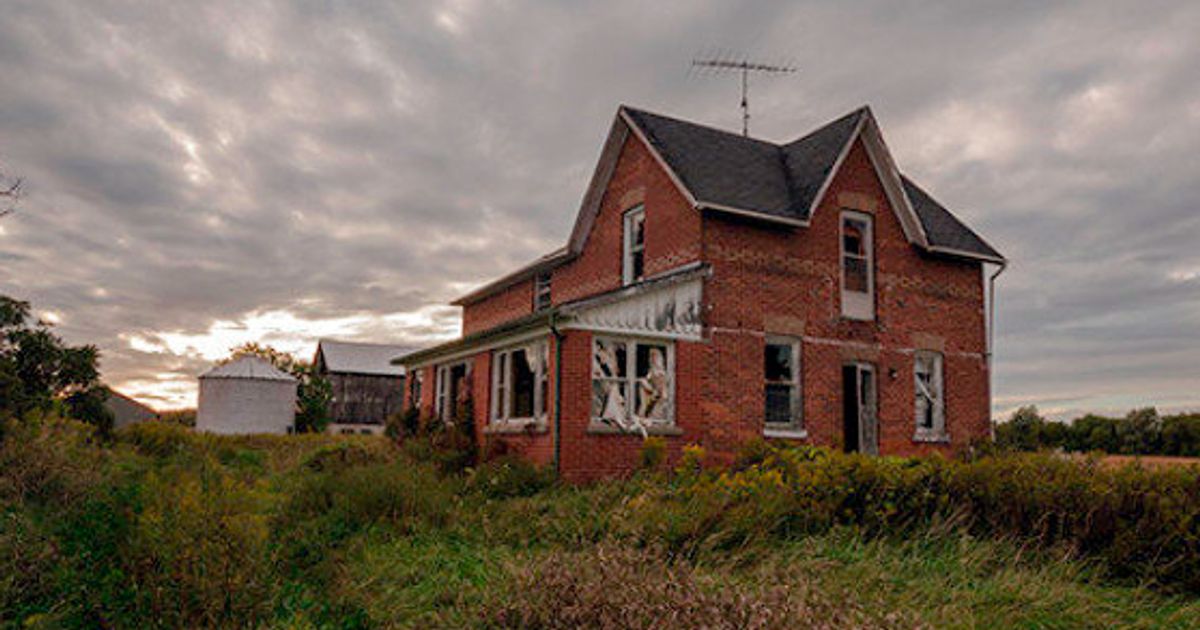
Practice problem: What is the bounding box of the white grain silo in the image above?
[196,356,297,434]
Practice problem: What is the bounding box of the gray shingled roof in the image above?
[317,339,408,376]
[623,106,1002,261]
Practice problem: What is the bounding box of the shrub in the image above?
[301,440,396,473]
[466,456,555,500]
[639,436,666,471]
[620,444,1200,592]
[117,421,198,459]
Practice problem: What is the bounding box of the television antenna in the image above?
[691,52,796,136]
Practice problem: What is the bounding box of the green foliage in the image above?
[0,294,105,433]
[996,405,1200,456]
[639,436,666,471]
[386,405,421,440]
[3,417,1200,628]
[465,455,555,500]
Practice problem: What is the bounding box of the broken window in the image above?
[592,336,672,430]
[914,351,945,439]
[841,211,874,320]
[435,361,470,421]
[534,271,552,311]
[491,342,548,423]
[408,370,423,411]
[764,336,802,429]
[623,206,646,285]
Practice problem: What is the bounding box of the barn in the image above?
[196,356,297,435]
[314,339,408,434]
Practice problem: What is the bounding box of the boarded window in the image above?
[914,351,945,439]
[593,337,672,430]
[764,336,802,428]
[623,206,646,285]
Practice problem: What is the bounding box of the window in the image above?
[914,351,945,440]
[841,211,874,320]
[435,361,469,421]
[622,206,646,285]
[491,343,549,423]
[764,336,802,430]
[533,272,552,311]
[408,370,423,411]
[592,337,672,430]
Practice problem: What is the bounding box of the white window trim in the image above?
[591,335,675,429]
[533,272,552,311]
[622,206,646,286]
[764,335,804,435]
[840,210,875,321]
[913,351,947,441]
[490,342,549,425]
[435,360,470,421]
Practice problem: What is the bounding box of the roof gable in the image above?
[316,339,409,376]
[452,104,1005,305]
[201,356,296,382]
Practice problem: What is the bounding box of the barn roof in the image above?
[316,339,408,377]
[200,356,296,382]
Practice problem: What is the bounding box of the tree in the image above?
[223,342,332,434]
[995,405,1046,451]
[0,168,22,219]
[1,294,109,436]
[1118,407,1161,455]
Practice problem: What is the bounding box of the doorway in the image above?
[842,363,878,455]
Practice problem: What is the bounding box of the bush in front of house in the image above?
[621,442,1200,592]
[465,455,555,500]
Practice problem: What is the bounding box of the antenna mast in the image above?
[691,53,796,136]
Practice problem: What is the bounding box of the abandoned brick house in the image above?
[398,105,1005,481]
[314,339,408,434]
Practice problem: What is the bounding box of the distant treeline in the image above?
[994,406,1200,456]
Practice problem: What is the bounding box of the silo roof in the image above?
[200,356,297,382]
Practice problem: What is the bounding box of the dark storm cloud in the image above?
[0,0,1197,412]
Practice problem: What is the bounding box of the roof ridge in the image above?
[620,104,782,148]
[782,106,869,148]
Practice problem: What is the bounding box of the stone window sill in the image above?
[484,421,548,435]
[913,432,950,444]
[587,421,683,437]
[764,427,808,440]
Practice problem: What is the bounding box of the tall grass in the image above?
[2,419,1198,628]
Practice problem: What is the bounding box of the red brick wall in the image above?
[458,129,703,337]
[700,137,989,457]
[461,278,534,336]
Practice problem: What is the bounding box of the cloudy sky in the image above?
[1,1,1198,417]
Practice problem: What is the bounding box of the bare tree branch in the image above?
[0,172,23,219]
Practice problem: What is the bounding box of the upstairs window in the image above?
[622,206,646,285]
[841,211,874,320]
[533,271,552,311]
[491,343,549,423]
[764,336,803,431]
[914,351,946,440]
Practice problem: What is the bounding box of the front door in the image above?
[842,363,878,455]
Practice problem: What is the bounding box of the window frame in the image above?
[533,271,552,311]
[591,335,675,429]
[840,210,875,320]
[435,360,470,422]
[913,350,946,441]
[408,370,423,412]
[622,205,646,286]
[763,335,804,435]
[490,342,549,425]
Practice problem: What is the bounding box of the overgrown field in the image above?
[3,418,1200,628]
